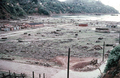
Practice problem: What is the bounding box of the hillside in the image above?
[0,0,119,19]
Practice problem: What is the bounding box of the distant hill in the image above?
[0,0,119,19]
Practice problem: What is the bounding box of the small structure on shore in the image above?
[75,22,88,27]
[0,22,44,31]
[21,23,44,29]
[95,28,110,33]
[78,24,88,27]
[28,23,44,27]
[111,14,118,16]
[106,24,117,28]
[0,24,20,31]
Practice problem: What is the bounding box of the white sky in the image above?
[58,0,120,12]
[100,0,120,12]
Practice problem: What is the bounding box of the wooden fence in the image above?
[0,71,46,78]
[0,70,25,78]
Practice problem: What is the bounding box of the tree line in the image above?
[0,0,119,19]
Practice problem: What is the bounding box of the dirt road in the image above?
[0,60,107,78]
[0,60,60,78]
[51,61,107,78]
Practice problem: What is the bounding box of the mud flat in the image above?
[0,15,120,77]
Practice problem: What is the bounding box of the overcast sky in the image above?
[58,0,120,12]
[100,0,120,12]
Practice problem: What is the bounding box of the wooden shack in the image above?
[95,28,110,33]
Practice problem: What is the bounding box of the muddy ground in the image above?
[0,16,120,77]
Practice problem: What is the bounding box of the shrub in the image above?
[104,45,120,73]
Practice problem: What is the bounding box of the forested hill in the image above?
[0,0,119,19]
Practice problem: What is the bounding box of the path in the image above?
[51,61,107,78]
[0,60,60,78]
[0,60,107,78]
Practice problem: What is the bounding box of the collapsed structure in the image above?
[0,23,44,31]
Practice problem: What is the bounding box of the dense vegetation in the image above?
[104,45,120,73]
[103,45,120,78]
[0,0,119,19]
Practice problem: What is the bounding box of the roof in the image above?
[28,23,43,25]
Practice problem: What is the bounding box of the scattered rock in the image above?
[24,32,27,34]
[40,63,51,67]
[51,31,59,34]
[60,39,73,43]
[28,34,31,36]
[41,35,45,37]
[96,40,101,43]
[79,30,81,32]
[93,45,102,50]
[98,37,103,40]
[93,52,101,57]
[56,29,61,31]
[1,37,7,39]
[18,40,23,42]
[82,46,89,49]
[105,44,114,46]
[35,61,39,64]
[17,38,23,42]
[87,43,93,45]
[37,32,40,34]
[5,49,13,52]
[90,59,98,65]
[21,50,26,52]
[75,34,78,36]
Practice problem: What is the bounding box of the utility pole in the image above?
[103,42,105,61]
[67,48,70,78]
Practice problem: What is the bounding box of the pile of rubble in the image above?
[0,23,44,31]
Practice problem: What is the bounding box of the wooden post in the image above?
[43,73,45,78]
[119,33,120,44]
[67,48,70,78]
[21,73,24,78]
[2,73,5,77]
[9,70,10,75]
[9,70,11,78]
[14,72,16,78]
[32,71,34,78]
[103,42,105,61]
[39,74,41,78]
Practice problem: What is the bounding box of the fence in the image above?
[0,70,25,78]
[0,71,46,78]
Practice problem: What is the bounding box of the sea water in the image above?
[53,14,120,22]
